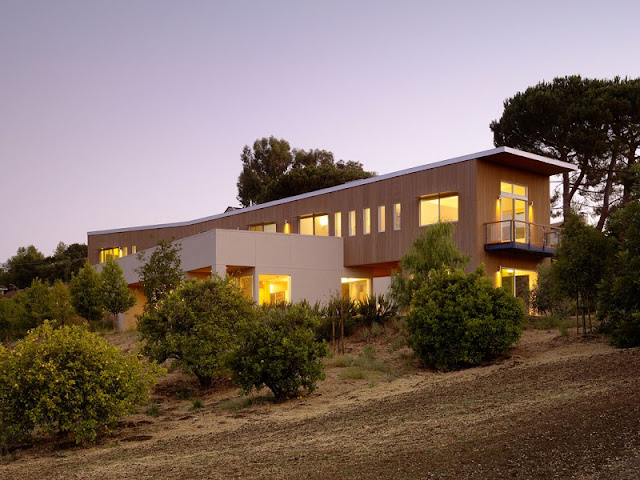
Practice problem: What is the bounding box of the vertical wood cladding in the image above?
[88,156,554,275]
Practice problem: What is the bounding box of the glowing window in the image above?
[378,206,386,232]
[99,247,124,263]
[363,208,371,235]
[419,194,459,226]
[334,212,342,237]
[349,210,356,236]
[341,277,371,303]
[393,203,401,230]
[239,275,253,300]
[249,222,276,232]
[258,274,291,305]
[300,214,328,236]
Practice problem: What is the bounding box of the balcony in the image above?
[484,220,559,257]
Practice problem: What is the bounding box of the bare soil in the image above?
[2,327,639,479]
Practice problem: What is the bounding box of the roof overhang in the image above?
[480,147,577,176]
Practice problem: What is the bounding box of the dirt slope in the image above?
[2,330,639,479]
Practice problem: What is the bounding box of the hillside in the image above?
[2,329,639,479]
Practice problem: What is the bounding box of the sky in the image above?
[2,0,640,263]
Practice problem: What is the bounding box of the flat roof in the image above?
[88,146,576,236]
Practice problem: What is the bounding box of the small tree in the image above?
[0,322,161,446]
[49,279,76,326]
[100,260,136,331]
[229,304,328,402]
[391,222,469,308]
[136,240,183,309]
[70,260,105,325]
[407,266,525,371]
[138,276,253,387]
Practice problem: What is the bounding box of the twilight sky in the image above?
[2,0,640,263]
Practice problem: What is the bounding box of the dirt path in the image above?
[2,330,639,479]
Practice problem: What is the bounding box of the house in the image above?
[88,146,576,330]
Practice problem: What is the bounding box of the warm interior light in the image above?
[318,215,328,227]
[284,221,291,234]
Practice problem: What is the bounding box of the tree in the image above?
[407,266,525,371]
[0,322,161,446]
[69,260,105,325]
[138,276,254,387]
[391,222,469,308]
[49,279,76,326]
[3,246,46,289]
[136,240,183,309]
[39,242,88,284]
[229,304,328,402]
[100,260,135,331]
[236,136,374,206]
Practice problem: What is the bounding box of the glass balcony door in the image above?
[500,182,528,244]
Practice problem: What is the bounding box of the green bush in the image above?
[356,294,399,326]
[407,267,525,371]
[313,296,358,341]
[610,313,640,348]
[229,304,328,402]
[0,322,161,446]
[138,276,254,387]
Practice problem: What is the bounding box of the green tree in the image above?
[0,322,161,446]
[39,242,88,284]
[136,240,183,309]
[0,297,26,343]
[236,137,374,206]
[3,245,46,289]
[407,266,525,371]
[69,260,105,325]
[100,260,135,331]
[391,222,469,308]
[229,304,328,402]
[138,276,254,387]
[49,279,76,326]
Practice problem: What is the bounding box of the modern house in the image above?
[88,146,576,330]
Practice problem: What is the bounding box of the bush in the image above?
[229,304,328,402]
[137,276,254,387]
[407,266,525,371]
[313,296,358,341]
[356,294,399,326]
[610,313,640,348]
[0,322,161,446]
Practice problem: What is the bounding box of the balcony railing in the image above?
[484,220,559,256]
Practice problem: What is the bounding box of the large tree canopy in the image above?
[491,76,640,228]
[236,136,375,207]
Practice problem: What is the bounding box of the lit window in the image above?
[99,247,124,263]
[334,212,342,237]
[299,214,329,236]
[249,222,276,232]
[501,181,527,197]
[378,206,386,232]
[239,275,253,300]
[132,246,137,254]
[341,277,371,303]
[393,203,401,230]
[419,194,459,226]
[258,274,290,305]
[363,208,371,235]
[349,210,356,236]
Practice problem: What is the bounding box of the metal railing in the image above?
[484,220,560,250]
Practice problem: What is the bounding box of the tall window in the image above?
[378,205,386,232]
[349,210,356,236]
[393,203,401,230]
[334,212,342,237]
[500,182,528,243]
[249,222,276,232]
[363,208,371,235]
[419,194,459,226]
[299,214,329,236]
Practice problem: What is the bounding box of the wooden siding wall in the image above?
[88,157,553,276]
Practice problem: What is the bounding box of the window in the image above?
[393,203,401,230]
[99,247,125,263]
[341,277,371,303]
[363,208,371,235]
[249,222,276,232]
[498,267,537,305]
[132,246,137,254]
[500,182,528,243]
[334,212,342,237]
[349,210,356,236]
[419,194,459,226]
[299,214,329,236]
[258,274,291,305]
[239,275,253,300]
[378,206,386,232]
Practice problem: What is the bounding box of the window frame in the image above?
[419,193,459,226]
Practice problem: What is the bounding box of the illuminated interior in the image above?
[283,221,291,234]
[497,267,537,301]
[394,203,401,230]
[100,247,126,263]
[419,193,459,226]
[258,274,291,305]
[349,210,356,236]
[299,214,328,236]
[239,275,253,300]
[500,181,528,243]
[363,208,371,234]
[334,212,342,237]
[341,277,370,302]
[378,205,386,232]
[249,223,277,232]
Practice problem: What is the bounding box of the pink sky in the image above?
[2,0,640,262]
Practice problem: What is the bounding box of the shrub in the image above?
[314,296,358,341]
[356,294,399,326]
[138,276,254,387]
[407,266,525,371]
[0,322,161,446]
[610,313,640,348]
[229,304,328,402]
